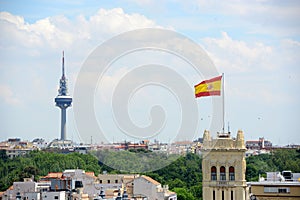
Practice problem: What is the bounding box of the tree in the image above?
[19,166,39,181]
[0,150,8,161]
[173,188,194,200]
[0,151,102,191]
[168,178,186,189]
[189,184,202,200]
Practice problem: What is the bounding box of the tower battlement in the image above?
[202,130,246,150]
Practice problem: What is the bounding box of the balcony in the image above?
[209,181,236,187]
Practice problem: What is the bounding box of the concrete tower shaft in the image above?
[55,51,72,140]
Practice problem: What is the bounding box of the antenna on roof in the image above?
[228,121,230,133]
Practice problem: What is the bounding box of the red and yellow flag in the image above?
[194,75,222,98]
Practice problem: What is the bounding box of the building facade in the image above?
[133,175,176,200]
[249,181,300,200]
[0,170,177,200]
[248,171,300,200]
[202,130,247,200]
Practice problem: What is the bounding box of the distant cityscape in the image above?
[1,136,300,160]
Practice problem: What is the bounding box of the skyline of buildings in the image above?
[1,134,299,161]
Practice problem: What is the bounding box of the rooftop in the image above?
[141,175,160,186]
[248,181,300,186]
[42,172,63,179]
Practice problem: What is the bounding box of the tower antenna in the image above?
[62,51,65,78]
[228,121,230,133]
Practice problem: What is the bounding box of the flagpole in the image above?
[222,73,225,133]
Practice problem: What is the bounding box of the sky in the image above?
[0,0,299,145]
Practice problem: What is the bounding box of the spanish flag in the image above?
[194,75,222,98]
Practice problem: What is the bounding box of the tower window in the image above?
[211,166,217,180]
[213,190,215,200]
[229,166,235,181]
[220,166,226,181]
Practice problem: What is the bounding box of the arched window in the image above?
[211,166,217,180]
[220,166,226,180]
[229,166,235,181]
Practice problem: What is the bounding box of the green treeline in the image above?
[0,150,101,191]
[93,149,179,173]
[246,149,300,181]
[147,153,203,200]
[0,149,300,200]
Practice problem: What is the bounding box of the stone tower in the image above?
[202,130,247,200]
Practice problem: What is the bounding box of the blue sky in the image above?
[0,0,299,145]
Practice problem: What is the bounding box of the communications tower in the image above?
[55,52,72,140]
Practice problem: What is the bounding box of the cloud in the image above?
[202,31,273,73]
[202,31,300,75]
[0,84,21,105]
[0,8,158,53]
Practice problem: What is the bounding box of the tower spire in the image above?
[62,51,65,78]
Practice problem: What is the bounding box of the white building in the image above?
[1,170,177,200]
[24,191,67,200]
[248,171,300,200]
[1,179,50,200]
[133,175,177,200]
